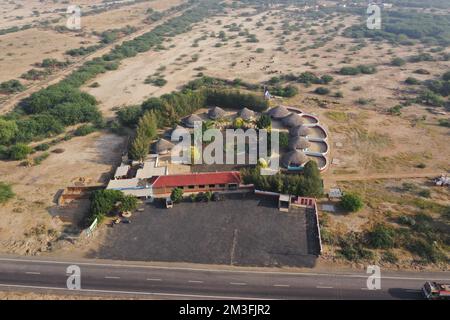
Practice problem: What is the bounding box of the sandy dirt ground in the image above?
[0,133,126,256]
[0,28,97,82]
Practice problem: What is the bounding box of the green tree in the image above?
[119,195,138,212]
[129,133,149,162]
[138,111,158,141]
[9,143,32,160]
[340,193,364,212]
[0,119,18,145]
[302,161,323,197]
[89,189,124,223]
[171,187,183,203]
[116,106,142,128]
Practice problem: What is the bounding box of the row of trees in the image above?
[129,111,158,162]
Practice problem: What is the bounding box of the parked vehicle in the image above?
[122,219,131,224]
[422,282,450,300]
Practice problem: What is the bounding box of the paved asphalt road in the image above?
[0,256,449,299]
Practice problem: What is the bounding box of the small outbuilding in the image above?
[278,194,291,212]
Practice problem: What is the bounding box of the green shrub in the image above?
[9,143,32,160]
[405,77,420,85]
[74,125,96,137]
[0,119,19,145]
[366,224,396,249]
[382,251,398,264]
[116,106,143,128]
[314,87,330,95]
[0,182,15,204]
[0,79,25,94]
[407,239,446,263]
[171,188,183,203]
[340,193,364,212]
[34,143,50,151]
[418,189,431,198]
[33,152,50,165]
[338,232,374,262]
[391,57,406,67]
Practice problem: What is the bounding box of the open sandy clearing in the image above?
[0,132,126,255]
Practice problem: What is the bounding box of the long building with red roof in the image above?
[151,171,241,197]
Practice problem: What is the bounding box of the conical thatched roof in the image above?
[282,113,304,127]
[153,138,175,154]
[288,136,311,151]
[170,125,189,141]
[182,114,202,128]
[281,150,309,168]
[289,125,310,137]
[268,106,291,119]
[239,107,255,120]
[208,107,226,120]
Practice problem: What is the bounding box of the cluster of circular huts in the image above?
[152,105,327,171]
[267,106,314,170]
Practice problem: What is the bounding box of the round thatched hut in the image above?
[182,114,203,128]
[268,106,291,119]
[238,107,256,121]
[289,125,311,137]
[153,139,175,155]
[288,136,311,151]
[208,107,227,120]
[281,150,309,168]
[282,113,304,128]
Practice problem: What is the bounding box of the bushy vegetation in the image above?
[89,190,138,224]
[241,161,323,198]
[339,65,377,76]
[0,80,25,94]
[343,10,450,46]
[340,193,364,212]
[66,44,104,57]
[116,106,143,128]
[171,187,184,203]
[8,143,32,160]
[74,125,96,137]
[366,224,396,249]
[338,232,374,262]
[0,182,15,204]
[314,87,330,95]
